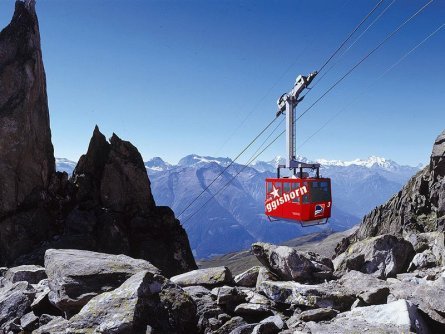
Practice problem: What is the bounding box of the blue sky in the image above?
[1,0,444,166]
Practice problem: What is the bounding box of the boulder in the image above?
[234,303,274,317]
[171,266,232,288]
[408,250,438,271]
[212,316,247,334]
[252,243,333,282]
[216,286,247,312]
[243,290,274,306]
[298,308,338,322]
[0,281,35,329]
[337,270,390,305]
[305,299,428,334]
[388,278,445,326]
[4,265,46,284]
[333,234,415,278]
[256,267,278,289]
[20,311,39,331]
[183,285,225,333]
[36,270,197,334]
[230,323,257,334]
[30,278,62,317]
[44,248,160,315]
[258,280,355,311]
[252,315,284,334]
[38,314,63,327]
[234,266,261,287]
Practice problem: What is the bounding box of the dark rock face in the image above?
[341,130,445,245]
[0,1,196,277]
[0,0,55,216]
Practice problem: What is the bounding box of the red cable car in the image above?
[265,164,332,225]
[265,71,332,226]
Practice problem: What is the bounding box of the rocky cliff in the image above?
[339,130,445,246]
[0,0,196,277]
[0,0,55,216]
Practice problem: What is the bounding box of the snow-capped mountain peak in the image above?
[178,154,233,167]
[55,158,77,174]
[315,156,400,170]
[144,157,172,172]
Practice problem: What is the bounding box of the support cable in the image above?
[181,2,437,222]
[177,115,279,218]
[295,0,434,123]
[297,21,445,151]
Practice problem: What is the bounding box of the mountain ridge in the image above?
[55,153,420,258]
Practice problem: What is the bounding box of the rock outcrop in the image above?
[341,130,445,246]
[251,243,334,282]
[0,1,197,277]
[0,0,55,216]
[44,249,160,315]
[333,234,414,278]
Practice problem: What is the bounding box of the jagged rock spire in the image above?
[0,0,55,216]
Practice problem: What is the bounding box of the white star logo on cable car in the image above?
[270,186,280,198]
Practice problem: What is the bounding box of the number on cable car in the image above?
[265,175,332,226]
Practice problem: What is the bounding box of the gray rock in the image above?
[252,315,284,334]
[38,314,62,327]
[20,311,39,331]
[298,308,338,322]
[252,243,333,282]
[260,315,284,330]
[243,290,274,306]
[4,265,46,284]
[217,286,247,312]
[0,281,35,329]
[234,303,274,317]
[234,266,261,287]
[306,299,429,334]
[359,286,390,305]
[183,285,225,333]
[229,323,257,334]
[256,267,278,289]
[36,270,197,334]
[388,277,445,325]
[171,266,232,288]
[44,248,160,315]
[336,271,391,306]
[408,249,438,271]
[350,298,366,309]
[258,280,355,311]
[213,316,247,334]
[333,234,414,279]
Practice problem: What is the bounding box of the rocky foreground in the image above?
[1,232,444,333]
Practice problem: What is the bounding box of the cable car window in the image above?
[302,182,309,203]
[291,182,300,203]
[311,180,331,202]
[267,182,273,193]
[283,182,291,194]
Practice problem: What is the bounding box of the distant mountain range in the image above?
[57,154,420,259]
